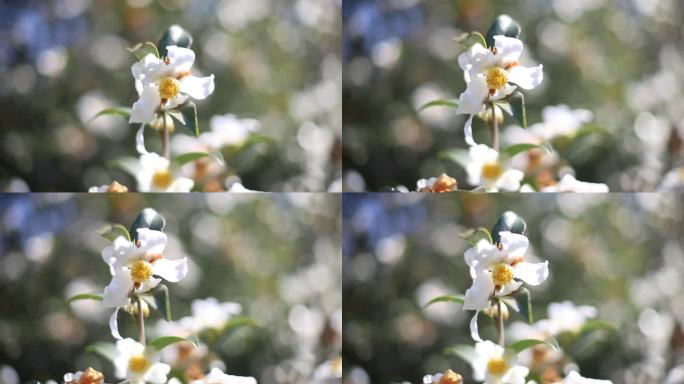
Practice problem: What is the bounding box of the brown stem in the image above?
[497,299,504,347]
[162,113,170,159]
[490,103,499,151]
[137,295,145,344]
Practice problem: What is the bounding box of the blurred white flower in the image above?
[540,174,609,193]
[189,367,256,384]
[529,105,593,141]
[423,369,463,384]
[471,341,529,384]
[563,371,612,384]
[63,368,104,384]
[416,174,458,192]
[466,145,524,192]
[538,301,597,335]
[113,338,170,384]
[136,153,194,192]
[658,166,684,191]
[227,182,258,193]
[456,36,543,145]
[172,114,260,154]
[312,356,343,382]
[182,297,243,333]
[130,46,215,124]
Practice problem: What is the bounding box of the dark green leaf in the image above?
[423,295,465,308]
[580,320,616,333]
[66,293,103,305]
[508,91,526,128]
[147,335,199,351]
[514,287,533,324]
[91,107,132,122]
[485,14,522,47]
[508,338,559,353]
[86,342,117,362]
[127,42,159,61]
[173,152,211,166]
[418,99,459,113]
[169,101,199,137]
[97,224,131,242]
[152,284,171,321]
[491,211,527,243]
[444,344,476,364]
[459,227,493,246]
[454,31,487,49]
[439,148,470,170]
[500,297,519,312]
[158,25,193,57]
[502,142,553,158]
[129,208,166,242]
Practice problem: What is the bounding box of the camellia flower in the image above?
[540,174,609,193]
[466,145,524,192]
[130,46,215,124]
[64,368,104,384]
[136,153,194,192]
[416,174,458,192]
[88,181,129,193]
[189,367,256,384]
[113,338,170,384]
[456,36,543,145]
[423,369,463,384]
[471,341,529,384]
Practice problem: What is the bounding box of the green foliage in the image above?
[168,102,200,137]
[507,91,527,128]
[502,142,553,158]
[423,295,465,308]
[439,148,470,170]
[152,284,172,321]
[444,344,476,364]
[127,42,160,61]
[173,152,212,166]
[86,342,117,362]
[454,32,487,49]
[459,227,493,246]
[508,338,559,353]
[66,293,103,305]
[147,335,199,351]
[98,224,131,242]
[129,208,166,241]
[514,287,533,324]
[91,107,132,122]
[418,99,459,113]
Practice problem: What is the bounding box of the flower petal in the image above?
[493,35,524,64]
[458,43,493,78]
[142,362,171,384]
[508,65,544,90]
[152,257,188,282]
[464,272,494,310]
[166,177,195,192]
[496,169,524,192]
[514,261,549,286]
[130,85,161,124]
[136,124,149,155]
[102,236,135,274]
[501,365,530,384]
[109,307,123,340]
[166,46,195,73]
[456,76,489,115]
[470,310,484,343]
[464,114,476,146]
[103,269,134,307]
[180,75,215,100]
[498,232,529,258]
[137,228,167,256]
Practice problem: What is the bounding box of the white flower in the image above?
[189,367,256,384]
[172,114,260,154]
[529,105,593,141]
[537,301,597,335]
[540,174,608,193]
[130,46,215,124]
[466,145,524,192]
[136,153,195,192]
[227,181,258,192]
[183,297,243,333]
[416,174,458,193]
[113,338,170,384]
[471,341,529,384]
[658,166,684,191]
[563,371,612,384]
[456,36,543,145]
[63,368,104,384]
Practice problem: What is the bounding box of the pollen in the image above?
[152,169,173,189]
[492,263,514,287]
[486,67,508,90]
[481,163,502,180]
[158,77,181,100]
[128,355,150,373]
[130,260,153,284]
[438,369,463,384]
[486,358,508,375]
[78,368,104,384]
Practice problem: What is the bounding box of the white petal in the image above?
[114,338,145,379]
[498,232,529,258]
[136,228,167,256]
[164,94,188,110]
[132,54,165,90]
[496,169,524,192]
[166,177,195,192]
[109,307,123,340]
[456,76,489,115]
[508,65,544,90]
[152,258,188,282]
[102,236,135,274]
[472,341,503,380]
[458,43,493,76]
[166,46,195,73]
[497,280,523,296]
[180,75,215,100]
[493,35,524,64]
[502,365,530,384]
[491,83,517,100]
[470,310,484,343]
[464,272,494,310]
[464,114,476,146]
[130,85,161,124]
[103,269,134,307]
[142,362,171,384]
[564,371,613,384]
[136,124,149,155]
[514,261,549,286]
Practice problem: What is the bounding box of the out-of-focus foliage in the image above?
[342,193,684,384]
[0,193,341,384]
[342,0,684,191]
[0,0,341,192]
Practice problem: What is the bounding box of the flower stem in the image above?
[496,299,504,347]
[490,103,499,151]
[162,113,170,160]
[137,295,145,344]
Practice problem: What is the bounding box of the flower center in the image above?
[481,163,502,180]
[158,77,181,99]
[152,169,173,189]
[487,358,508,375]
[128,355,150,373]
[486,67,508,90]
[130,260,153,283]
[491,263,514,286]
[78,368,103,384]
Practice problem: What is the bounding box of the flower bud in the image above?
[149,113,175,133]
[483,302,509,320]
[106,181,128,193]
[438,370,463,384]
[123,299,150,318]
[477,104,504,125]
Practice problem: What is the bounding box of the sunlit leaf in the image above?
[127,42,159,61]
[508,338,559,353]
[91,107,132,122]
[109,156,140,177]
[97,224,131,242]
[424,295,465,308]
[581,320,616,333]
[147,335,198,351]
[66,293,103,305]
[454,31,487,49]
[169,101,199,137]
[514,287,533,324]
[173,152,211,166]
[502,142,553,158]
[418,99,459,113]
[459,227,493,246]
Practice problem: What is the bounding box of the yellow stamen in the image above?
[492,263,514,287]
[128,355,150,373]
[130,260,153,284]
[486,67,508,90]
[487,358,508,375]
[152,169,173,189]
[481,163,502,180]
[158,77,181,99]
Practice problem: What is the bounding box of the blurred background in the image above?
[342,193,684,384]
[0,193,341,384]
[342,0,684,191]
[0,0,341,192]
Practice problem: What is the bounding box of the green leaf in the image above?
[500,297,519,313]
[491,211,527,243]
[173,152,211,166]
[147,335,199,351]
[97,224,131,242]
[502,142,553,158]
[127,42,159,61]
[152,284,172,321]
[580,320,616,333]
[423,295,465,308]
[158,25,193,57]
[439,148,470,170]
[86,342,117,362]
[66,293,103,305]
[508,338,559,353]
[110,156,140,177]
[418,99,459,113]
[485,14,522,48]
[459,227,493,246]
[444,344,476,364]
[169,101,199,137]
[508,91,526,128]
[129,208,166,242]
[514,287,533,324]
[454,31,487,49]
[91,107,132,122]
[220,316,263,332]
